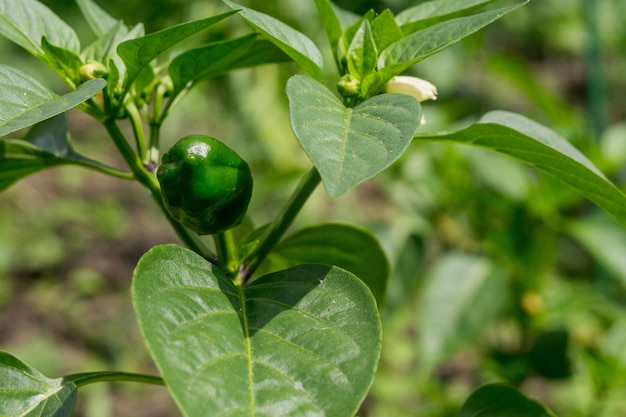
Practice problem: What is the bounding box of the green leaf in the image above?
[0,0,79,55]
[569,213,626,288]
[346,20,377,79]
[41,37,83,84]
[274,223,390,308]
[371,9,403,51]
[76,0,120,38]
[0,350,77,417]
[287,74,421,197]
[313,0,343,68]
[396,0,499,34]
[132,244,381,417]
[169,34,257,94]
[459,383,557,417]
[0,139,63,191]
[378,1,527,82]
[224,0,324,82]
[1,115,128,191]
[415,110,626,227]
[117,11,238,88]
[0,65,106,137]
[420,252,506,367]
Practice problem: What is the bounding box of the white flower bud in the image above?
[384,75,438,102]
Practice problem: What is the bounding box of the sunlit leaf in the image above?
[287,74,421,197]
[132,244,381,417]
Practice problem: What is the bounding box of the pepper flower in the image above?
[384,75,438,102]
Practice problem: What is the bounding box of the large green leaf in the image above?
[117,11,238,88]
[224,0,324,82]
[0,65,106,137]
[415,111,626,227]
[459,383,556,417]
[378,1,527,83]
[0,351,77,417]
[420,252,506,367]
[132,244,381,417]
[287,74,421,197]
[273,223,390,308]
[396,0,499,33]
[0,0,79,55]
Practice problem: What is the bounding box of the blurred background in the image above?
[1,0,626,416]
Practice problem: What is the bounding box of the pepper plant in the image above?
[1,0,625,415]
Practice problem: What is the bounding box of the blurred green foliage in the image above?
[1,0,626,416]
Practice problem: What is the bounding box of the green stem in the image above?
[103,117,214,260]
[214,230,239,277]
[72,159,135,181]
[236,167,321,285]
[64,371,164,388]
[127,102,148,161]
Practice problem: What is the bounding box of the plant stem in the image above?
[72,159,135,181]
[214,230,239,277]
[103,117,214,260]
[236,167,321,285]
[127,101,148,161]
[64,371,164,388]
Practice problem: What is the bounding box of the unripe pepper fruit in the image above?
[157,135,253,235]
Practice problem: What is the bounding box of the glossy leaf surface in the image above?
[415,110,626,227]
[287,74,421,197]
[225,0,324,81]
[132,244,381,417]
[0,65,105,137]
[274,223,389,307]
[459,383,556,417]
[0,351,77,417]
